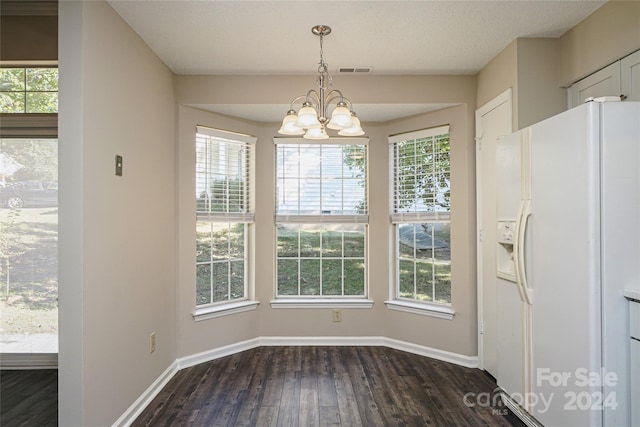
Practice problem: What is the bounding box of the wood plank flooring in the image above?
[133,346,525,427]
[0,369,58,427]
[0,347,526,426]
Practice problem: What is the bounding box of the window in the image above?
[195,127,255,310]
[0,68,58,113]
[389,125,452,314]
[0,138,58,356]
[275,139,369,301]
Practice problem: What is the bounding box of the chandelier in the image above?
[278,25,365,139]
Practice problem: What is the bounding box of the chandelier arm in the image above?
[288,95,309,110]
[305,90,321,110]
[325,91,346,106]
[340,97,355,111]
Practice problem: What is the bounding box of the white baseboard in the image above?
[116,336,478,426]
[259,335,385,347]
[0,353,58,369]
[500,391,542,427]
[177,337,261,370]
[383,337,479,368]
[112,360,179,427]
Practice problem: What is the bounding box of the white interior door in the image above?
[475,89,512,377]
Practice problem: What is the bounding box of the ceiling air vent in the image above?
[338,67,373,74]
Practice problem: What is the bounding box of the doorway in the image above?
[0,138,58,367]
[475,89,512,377]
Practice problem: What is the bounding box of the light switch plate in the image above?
[115,155,123,176]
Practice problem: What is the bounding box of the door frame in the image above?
[475,88,512,371]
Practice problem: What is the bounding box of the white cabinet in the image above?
[568,50,640,108]
[568,61,621,107]
[621,50,640,102]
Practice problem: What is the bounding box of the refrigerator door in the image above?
[598,101,639,426]
[528,102,603,427]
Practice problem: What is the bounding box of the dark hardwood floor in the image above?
[134,346,525,427]
[0,347,526,426]
[0,369,58,427]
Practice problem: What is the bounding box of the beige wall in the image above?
[477,1,640,129]
[175,73,478,357]
[59,2,177,425]
[517,38,567,129]
[381,104,478,354]
[477,40,518,115]
[558,0,640,87]
[476,38,566,130]
[175,74,477,106]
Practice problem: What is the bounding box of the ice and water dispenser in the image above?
[496,221,517,282]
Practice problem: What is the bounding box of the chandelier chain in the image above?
[317,32,331,91]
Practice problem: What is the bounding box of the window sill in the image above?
[384,300,455,320]
[270,298,374,309]
[193,300,259,322]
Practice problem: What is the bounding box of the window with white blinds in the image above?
[389,125,450,223]
[196,126,255,223]
[389,126,451,306]
[196,126,255,307]
[274,138,368,298]
[275,140,368,222]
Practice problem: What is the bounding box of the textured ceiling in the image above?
[107,0,606,122]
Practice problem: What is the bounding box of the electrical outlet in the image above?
[149,332,156,353]
[332,309,342,322]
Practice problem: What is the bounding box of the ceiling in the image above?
[107,0,606,123]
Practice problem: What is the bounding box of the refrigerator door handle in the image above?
[517,200,533,305]
[513,200,527,303]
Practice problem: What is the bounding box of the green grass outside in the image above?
[0,208,58,335]
[277,226,365,296]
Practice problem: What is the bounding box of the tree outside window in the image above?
[389,126,451,305]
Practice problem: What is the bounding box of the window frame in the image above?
[385,125,455,319]
[272,137,373,309]
[193,126,258,321]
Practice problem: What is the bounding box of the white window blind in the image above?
[196,126,256,223]
[389,125,450,223]
[275,138,368,224]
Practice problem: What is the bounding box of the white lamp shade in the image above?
[338,116,364,136]
[304,127,329,139]
[296,105,321,128]
[327,105,353,129]
[278,114,305,135]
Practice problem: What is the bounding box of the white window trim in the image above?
[274,137,368,145]
[270,298,374,309]
[195,126,256,308]
[384,299,455,320]
[193,300,259,321]
[388,125,452,309]
[388,125,449,144]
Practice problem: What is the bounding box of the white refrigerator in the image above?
[494,100,640,427]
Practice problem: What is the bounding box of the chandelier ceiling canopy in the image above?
[278,25,365,140]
